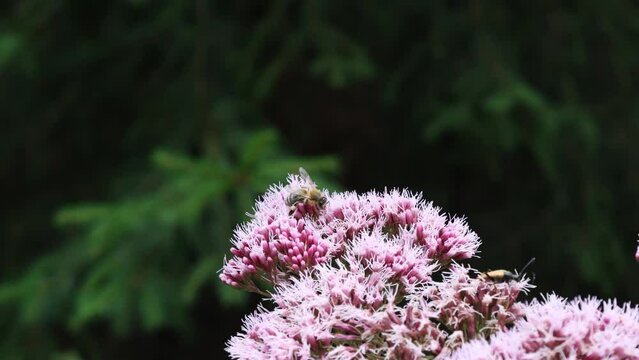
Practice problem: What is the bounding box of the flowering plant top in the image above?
[220,169,639,359]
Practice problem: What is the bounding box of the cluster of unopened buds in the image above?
[220,169,639,359]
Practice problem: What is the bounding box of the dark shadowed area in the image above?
[1,1,638,358]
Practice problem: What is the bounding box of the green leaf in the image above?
[182,257,217,304]
[424,105,472,141]
[239,129,279,167]
[0,32,22,68]
[152,150,196,172]
[54,204,112,227]
[139,278,166,331]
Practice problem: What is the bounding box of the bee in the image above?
[480,257,536,282]
[286,167,328,215]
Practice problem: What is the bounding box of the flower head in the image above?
[219,172,335,286]
[220,174,480,293]
[409,264,532,343]
[417,217,480,263]
[221,170,638,360]
[227,256,399,358]
[450,294,639,359]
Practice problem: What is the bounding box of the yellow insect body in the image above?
[480,269,518,282]
[480,258,536,283]
[286,168,327,214]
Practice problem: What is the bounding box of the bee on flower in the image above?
[285,167,328,216]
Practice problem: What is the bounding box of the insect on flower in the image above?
[285,167,328,215]
[480,257,536,282]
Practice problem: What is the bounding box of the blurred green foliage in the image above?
[0,129,338,357]
[2,0,639,358]
[2,129,338,329]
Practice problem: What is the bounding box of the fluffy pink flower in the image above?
[220,217,331,290]
[450,294,639,360]
[321,191,371,252]
[382,300,448,358]
[227,257,532,359]
[222,170,639,360]
[349,230,437,286]
[220,174,334,292]
[226,306,307,360]
[635,237,639,262]
[416,217,480,263]
[364,190,421,232]
[226,257,401,358]
[220,174,479,293]
[361,190,480,263]
[410,264,532,342]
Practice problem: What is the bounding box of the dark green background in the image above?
[2,1,638,358]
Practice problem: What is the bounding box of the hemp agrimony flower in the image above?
[449,295,639,359]
[220,170,638,359]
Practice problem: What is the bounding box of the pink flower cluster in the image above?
[414,264,530,340]
[220,173,480,294]
[220,171,639,359]
[220,217,330,292]
[219,174,333,292]
[226,254,529,359]
[450,295,639,359]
